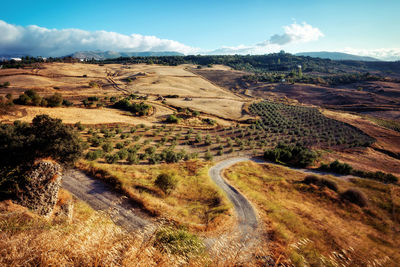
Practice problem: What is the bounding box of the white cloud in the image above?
[207,22,324,55]
[270,22,324,45]
[341,47,400,61]
[0,20,198,57]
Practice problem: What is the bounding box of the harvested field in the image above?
[1,106,163,125]
[166,97,248,120]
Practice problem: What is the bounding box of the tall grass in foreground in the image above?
[0,200,270,266]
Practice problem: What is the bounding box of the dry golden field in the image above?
[0,63,248,123]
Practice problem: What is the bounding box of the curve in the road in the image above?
[209,157,259,235]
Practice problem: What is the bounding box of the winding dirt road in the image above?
[62,157,349,237]
[209,158,259,235]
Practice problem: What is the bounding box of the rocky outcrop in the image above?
[16,160,63,217]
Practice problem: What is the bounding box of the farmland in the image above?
[1,59,400,266]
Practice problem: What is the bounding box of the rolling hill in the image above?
[296,51,379,61]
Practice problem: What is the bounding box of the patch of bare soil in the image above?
[191,68,250,93]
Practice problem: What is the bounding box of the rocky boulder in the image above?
[16,160,63,217]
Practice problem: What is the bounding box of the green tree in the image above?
[0,115,83,199]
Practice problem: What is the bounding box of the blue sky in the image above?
[1,0,399,59]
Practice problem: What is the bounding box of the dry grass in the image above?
[0,197,274,266]
[223,161,400,266]
[0,199,213,266]
[76,159,233,231]
[166,98,248,120]
[1,106,163,125]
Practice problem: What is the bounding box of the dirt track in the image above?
[209,158,259,235]
[62,169,152,231]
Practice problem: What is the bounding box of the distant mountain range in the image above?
[295,51,379,61]
[0,50,385,62]
[70,51,184,60]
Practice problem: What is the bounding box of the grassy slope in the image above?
[77,159,232,231]
[0,197,215,266]
[224,161,400,266]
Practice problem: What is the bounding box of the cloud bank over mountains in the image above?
[0,19,398,60]
[0,20,198,57]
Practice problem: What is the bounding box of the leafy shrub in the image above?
[74,121,84,131]
[117,149,129,160]
[155,173,178,194]
[127,152,139,164]
[115,142,124,149]
[45,93,63,107]
[204,150,213,161]
[89,137,103,147]
[340,188,368,207]
[163,150,184,163]
[264,143,317,167]
[302,175,338,192]
[165,114,180,123]
[62,99,73,107]
[320,160,352,175]
[303,175,320,185]
[102,142,113,152]
[113,99,151,116]
[1,81,10,87]
[87,96,99,101]
[155,227,205,257]
[14,90,41,106]
[105,153,120,164]
[85,150,103,161]
[320,178,339,192]
[320,160,398,183]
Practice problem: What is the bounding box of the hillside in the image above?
[0,62,399,266]
[296,51,379,61]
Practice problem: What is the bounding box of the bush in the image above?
[62,99,73,107]
[204,150,213,161]
[340,188,368,207]
[321,160,398,183]
[113,99,151,116]
[85,150,103,161]
[117,149,129,160]
[165,114,180,123]
[127,152,139,164]
[102,142,113,153]
[45,93,63,107]
[115,142,124,149]
[163,150,184,163]
[155,227,205,257]
[74,121,85,131]
[320,178,339,192]
[155,173,178,194]
[89,137,103,147]
[303,175,320,185]
[264,143,317,167]
[320,160,352,175]
[302,175,338,192]
[105,153,120,164]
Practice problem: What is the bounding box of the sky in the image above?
[1,0,399,60]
